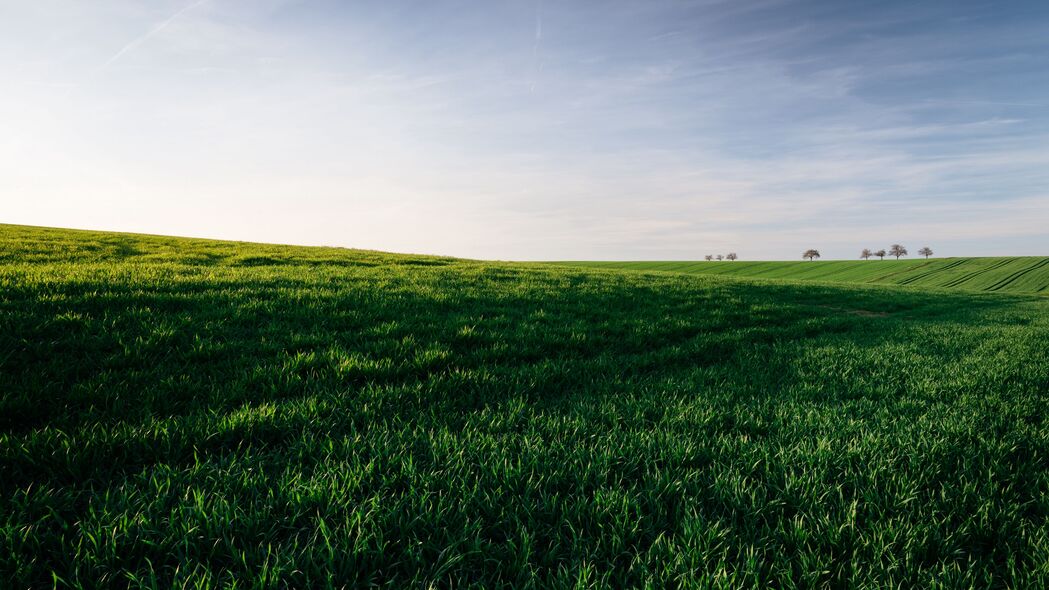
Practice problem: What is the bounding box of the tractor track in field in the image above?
[895,258,970,285]
[986,258,1049,292]
[940,258,1018,289]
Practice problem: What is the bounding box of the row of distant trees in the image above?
[702,245,935,262]
[802,245,933,261]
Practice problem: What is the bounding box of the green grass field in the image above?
[3,224,1049,588]
[556,258,1049,295]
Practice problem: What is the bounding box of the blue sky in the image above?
[2,0,1048,259]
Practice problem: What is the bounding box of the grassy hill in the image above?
[3,224,1049,588]
[557,257,1049,295]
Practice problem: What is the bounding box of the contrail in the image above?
[100,0,210,69]
[535,0,542,43]
[530,0,543,93]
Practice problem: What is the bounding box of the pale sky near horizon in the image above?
[2,0,1048,260]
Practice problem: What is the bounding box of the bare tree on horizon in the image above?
[918,246,933,258]
[861,248,873,260]
[715,254,724,261]
[875,249,886,260]
[704,255,713,261]
[803,249,820,261]
[890,244,908,260]
[726,252,738,261]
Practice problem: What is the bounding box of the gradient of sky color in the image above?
[3,0,1048,260]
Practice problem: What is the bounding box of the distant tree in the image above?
[889,244,908,260]
[875,249,886,260]
[726,252,738,261]
[715,254,724,261]
[918,246,933,259]
[803,249,820,261]
[704,254,713,261]
[861,248,873,260]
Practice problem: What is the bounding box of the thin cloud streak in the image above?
[530,0,543,93]
[99,0,210,70]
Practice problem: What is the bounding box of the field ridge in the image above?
[553,256,1049,295]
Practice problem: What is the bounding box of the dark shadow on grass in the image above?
[2,267,1036,489]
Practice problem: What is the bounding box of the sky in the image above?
[2,0,1048,260]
